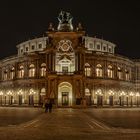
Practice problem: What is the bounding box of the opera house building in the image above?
[0,11,140,107]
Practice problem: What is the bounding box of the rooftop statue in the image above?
[58,11,73,24]
[57,11,73,31]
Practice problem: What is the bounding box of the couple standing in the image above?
[45,100,52,113]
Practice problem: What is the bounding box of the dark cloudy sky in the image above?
[0,0,140,59]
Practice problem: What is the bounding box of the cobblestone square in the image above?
[0,107,140,140]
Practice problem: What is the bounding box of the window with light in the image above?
[40,63,46,77]
[18,66,24,78]
[107,65,113,78]
[96,64,103,77]
[118,67,122,79]
[125,69,129,81]
[4,70,8,80]
[85,63,91,76]
[29,64,35,77]
[10,67,15,79]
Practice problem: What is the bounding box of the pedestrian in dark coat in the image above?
[48,101,52,113]
[45,102,49,113]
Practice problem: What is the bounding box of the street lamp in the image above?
[129,92,134,107]
[136,92,140,107]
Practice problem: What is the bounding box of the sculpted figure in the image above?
[57,11,73,31]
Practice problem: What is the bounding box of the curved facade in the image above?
[0,11,140,107]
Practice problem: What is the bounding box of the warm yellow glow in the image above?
[120,91,125,96]
[0,91,3,95]
[136,92,140,97]
[58,82,72,106]
[108,65,113,78]
[108,90,114,95]
[29,89,36,95]
[117,67,123,80]
[95,89,102,95]
[29,64,35,77]
[17,89,23,95]
[96,64,103,77]
[40,63,46,77]
[41,67,46,77]
[18,66,24,78]
[125,69,129,81]
[7,91,13,95]
[85,88,91,96]
[129,92,134,96]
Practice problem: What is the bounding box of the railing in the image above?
[57,72,74,75]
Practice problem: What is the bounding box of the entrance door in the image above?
[9,96,13,105]
[62,92,69,106]
[97,95,103,106]
[29,95,34,105]
[109,96,113,106]
[19,95,22,105]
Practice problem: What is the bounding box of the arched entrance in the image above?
[58,82,72,106]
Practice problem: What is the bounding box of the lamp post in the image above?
[136,92,140,107]
[129,92,134,107]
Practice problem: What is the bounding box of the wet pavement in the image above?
[0,107,140,140]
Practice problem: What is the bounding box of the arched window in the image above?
[10,67,15,80]
[18,65,24,78]
[96,64,103,77]
[40,88,46,95]
[85,63,91,76]
[40,63,46,77]
[125,69,129,81]
[3,69,8,80]
[29,64,35,77]
[85,88,90,96]
[118,67,122,79]
[107,65,113,78]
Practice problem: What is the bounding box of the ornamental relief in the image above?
[57,39,73,52]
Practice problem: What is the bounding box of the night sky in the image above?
[0,0,140,59]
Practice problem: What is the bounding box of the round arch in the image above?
[58,82,72,106]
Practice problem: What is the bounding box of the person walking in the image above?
[48,100,52,113]
[44,101,49,113]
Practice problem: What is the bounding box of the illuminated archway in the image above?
[58,82,72,106]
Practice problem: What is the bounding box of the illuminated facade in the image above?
[0,11,140,107]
